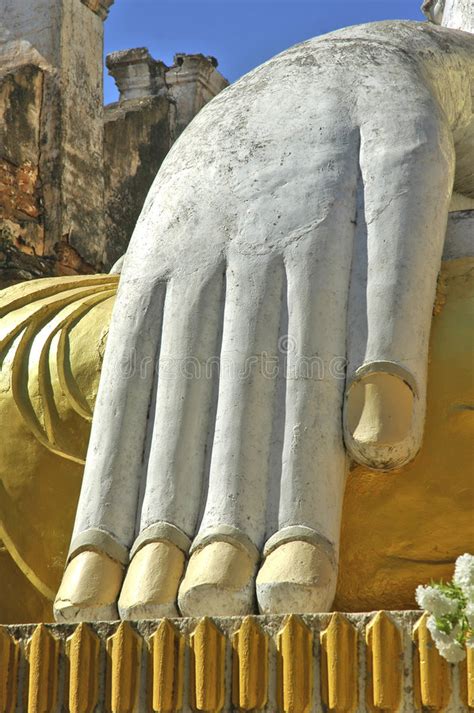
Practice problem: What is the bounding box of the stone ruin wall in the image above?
[103,48,228,268]
[0,0,228,287]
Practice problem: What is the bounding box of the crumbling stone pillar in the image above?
[0,0,114,287]
[103,49,228,269]
[103,49,172,269]
[166,53,228,138]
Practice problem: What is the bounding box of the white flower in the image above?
[453,554,474,599]
[415,585,458,617]
[466,601,474,629]
[426,616,460,644]
[435,640,466,664]
[464,587,474,602]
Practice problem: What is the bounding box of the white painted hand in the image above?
[57,19,473,621]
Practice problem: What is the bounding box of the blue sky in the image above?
[104,0,425,104]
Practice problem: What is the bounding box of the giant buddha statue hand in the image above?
[54,3,474,621]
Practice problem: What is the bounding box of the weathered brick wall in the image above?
[0,64,52,287]
[0,0,110,289]
[0,58,99,288]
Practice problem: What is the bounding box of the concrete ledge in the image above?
[1,612,472,712]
